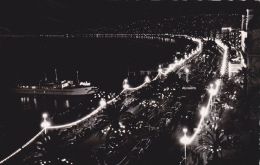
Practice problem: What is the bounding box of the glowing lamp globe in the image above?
[41,121,51,129]
[200,107,208,117]
[123,84,130,89]
[42,113,48,119]
[123,78,128,84]
[185,68,190,74]
[208,83,217,96]
[180,136,191,145]
[123,79,130,89]
[215,79,221,87]
[145,76,151,83]
[210,83,213,88]
[99,98,107,107]
[158,65,163,74]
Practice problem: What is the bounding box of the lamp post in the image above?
[158,65,162,75]
[185,68,190,83]
[180,128,190,165]
[208,83,214,110]
[145,76,151,83]
[123,78,130,90]
[208,81,220,111]
[183,128,187,165]
[200,106,208,117]
[99,98,107,108]
[40,113,51,134]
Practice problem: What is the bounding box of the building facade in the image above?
[241,9,260,91]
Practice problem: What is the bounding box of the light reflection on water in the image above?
[19,95,88,109]
[16,89,117,125]
[20,96,71,109]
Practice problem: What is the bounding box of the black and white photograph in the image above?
[0,0,259,165]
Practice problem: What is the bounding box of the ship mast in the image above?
[44,73,48,82]
[55,68,58,83]
[76,70,79,84]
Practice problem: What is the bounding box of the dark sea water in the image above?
[0,37,195,157]
[3,37,192,89]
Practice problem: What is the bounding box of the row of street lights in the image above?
[179,79,221,165]
[40,97,109,132]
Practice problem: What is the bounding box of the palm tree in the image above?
[236,67,258,92]
[191,113,230,165]
[23,133,65,164]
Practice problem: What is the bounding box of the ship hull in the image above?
[14,87,96,96]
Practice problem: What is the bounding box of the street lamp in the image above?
[123,78,130,89]
[215,79,221,88]
[168,64,174,70]
[40,113,51,134]
[184,68,190,83]
[99,98,107,108]
[158,65,162,74]
[200,106,208,117]
[208,83,217,96]
[145,76,151,83]
[208,81,220,111]
[180,128,190,165]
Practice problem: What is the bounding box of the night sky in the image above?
[0,1,259,33]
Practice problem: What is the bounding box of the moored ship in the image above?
[15,70,98,96]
